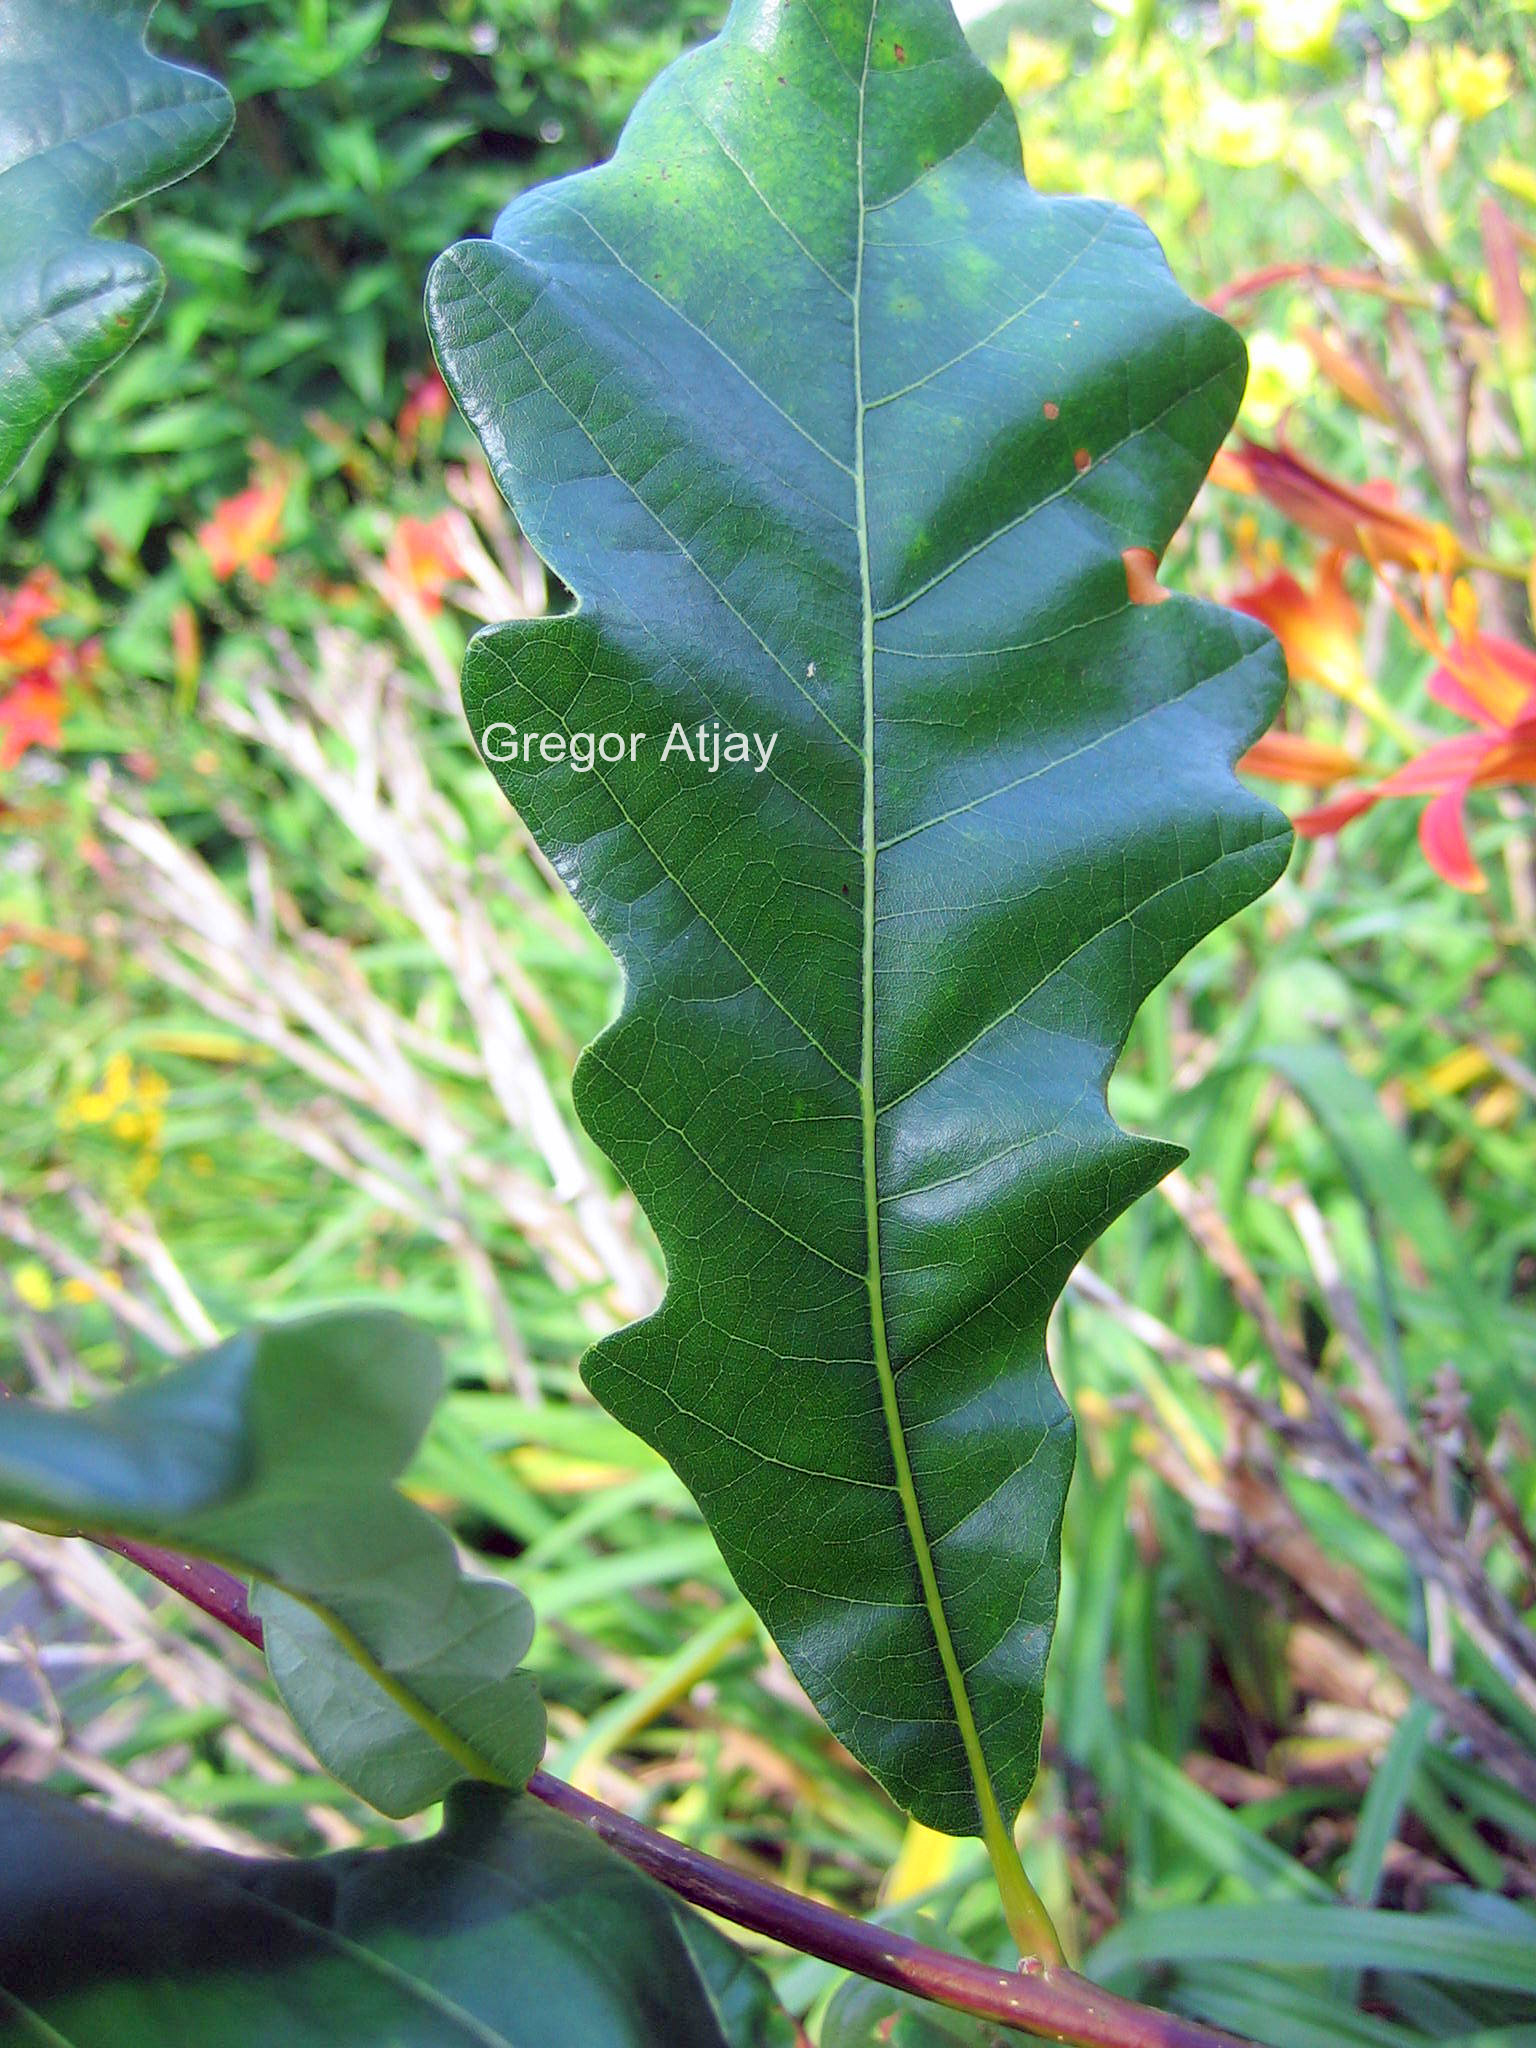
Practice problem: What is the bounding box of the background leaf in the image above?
[0,1781,785,2048]
[0,1310,545,1813]
[0,0,233,485]
[427,0,1289,1846]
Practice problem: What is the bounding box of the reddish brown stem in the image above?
[99,1537,267,1647]
[94,1537,1254,2048]
[1207,261,1452,317]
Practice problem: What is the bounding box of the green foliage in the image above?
[3,0,1536,2042]
[1,0,721,566]
[0,0,232,485]
[0,1310,545,1812]
[0,1781,784,2047]
[427,0,1289,1852]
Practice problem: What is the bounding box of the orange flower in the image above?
[1296,325,1393,423]
[0,569,62,677]
[396,368,450,446]
[1230,550,1369,703]
[1239,728,1362,786]
[1296,631,1536,891]
[197,474,288,583]
[385,512,466,614]
[0,674,65,770]
[1217,438,1460,572]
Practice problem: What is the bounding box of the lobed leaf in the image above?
[427,0,1290,1844]
[0,0,232,484]
[0,1782,785,2048]
[0,1310,544,1813]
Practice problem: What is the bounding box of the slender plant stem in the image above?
[1205,261,1454,316]
[85,1534,1256,2048]
[99,1536,267,1647]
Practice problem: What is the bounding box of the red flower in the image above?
[385,512,466,614]
[1239,728,1361,787]
[1231,551,1369,705]
[0,569,84,769]
[197,474,288,583]
[0,569,62,676]
[0,674,65,770]
[1216,438,1460,572]
[1296,630,1536,891]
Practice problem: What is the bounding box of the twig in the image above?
[81,1539,1256,2048]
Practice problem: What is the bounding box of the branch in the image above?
[84,1537,1255,2048]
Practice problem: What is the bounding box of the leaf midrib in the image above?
[849,0,1013,1857]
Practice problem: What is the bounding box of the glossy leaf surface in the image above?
[0,0,231,484]
[0,1311,544,1813]
[428,0,1289,1837]
[0,1783,783,2048]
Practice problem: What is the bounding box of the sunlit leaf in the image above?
[428,0,1288,1856]
[0,0,232,484]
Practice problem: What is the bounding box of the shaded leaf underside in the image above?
[428,0,1289,1835]
[0,0,231,484]
[0,1785,780,2048]
[0,1313,545,1815]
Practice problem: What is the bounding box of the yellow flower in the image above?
[1000,30,1069,100]
[1024,136,1080,192]
[1437,46,1512,122]
[13,1261,55,1312]
[59,1055,168,1153]
[884,1818,967,1904]
[1189,90,1290,169]
[1105,156,1164,209]
[1383,47,1438,131]
[1240,0,1342,62]
[1241,332,1315,429]
[62,1271,123,1304]
[1491,157,1536,208]
[66,1090,115,1126]
[1384,0,1453,17]
[1289,126,1348,187]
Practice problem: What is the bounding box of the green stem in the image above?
[558,1602,755,1784]
[1462,545,1532,585]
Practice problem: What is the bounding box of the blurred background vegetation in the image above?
[4,1,1536,2042]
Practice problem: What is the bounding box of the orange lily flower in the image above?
[385,512,466,614]
[0,569,62,676]
[197,473,288,583]
[1218,438,1460,572]
[1230,550,1369,704]
[1296,630,1536,891]
[1239,728,1362,787]
[0,674,65,770]
[1296,325,1393,423]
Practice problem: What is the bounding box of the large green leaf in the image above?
[427,0,1289,1852]
[0,1783,785,2048]
[0,0,232,485]
[0,1311,544,1814]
